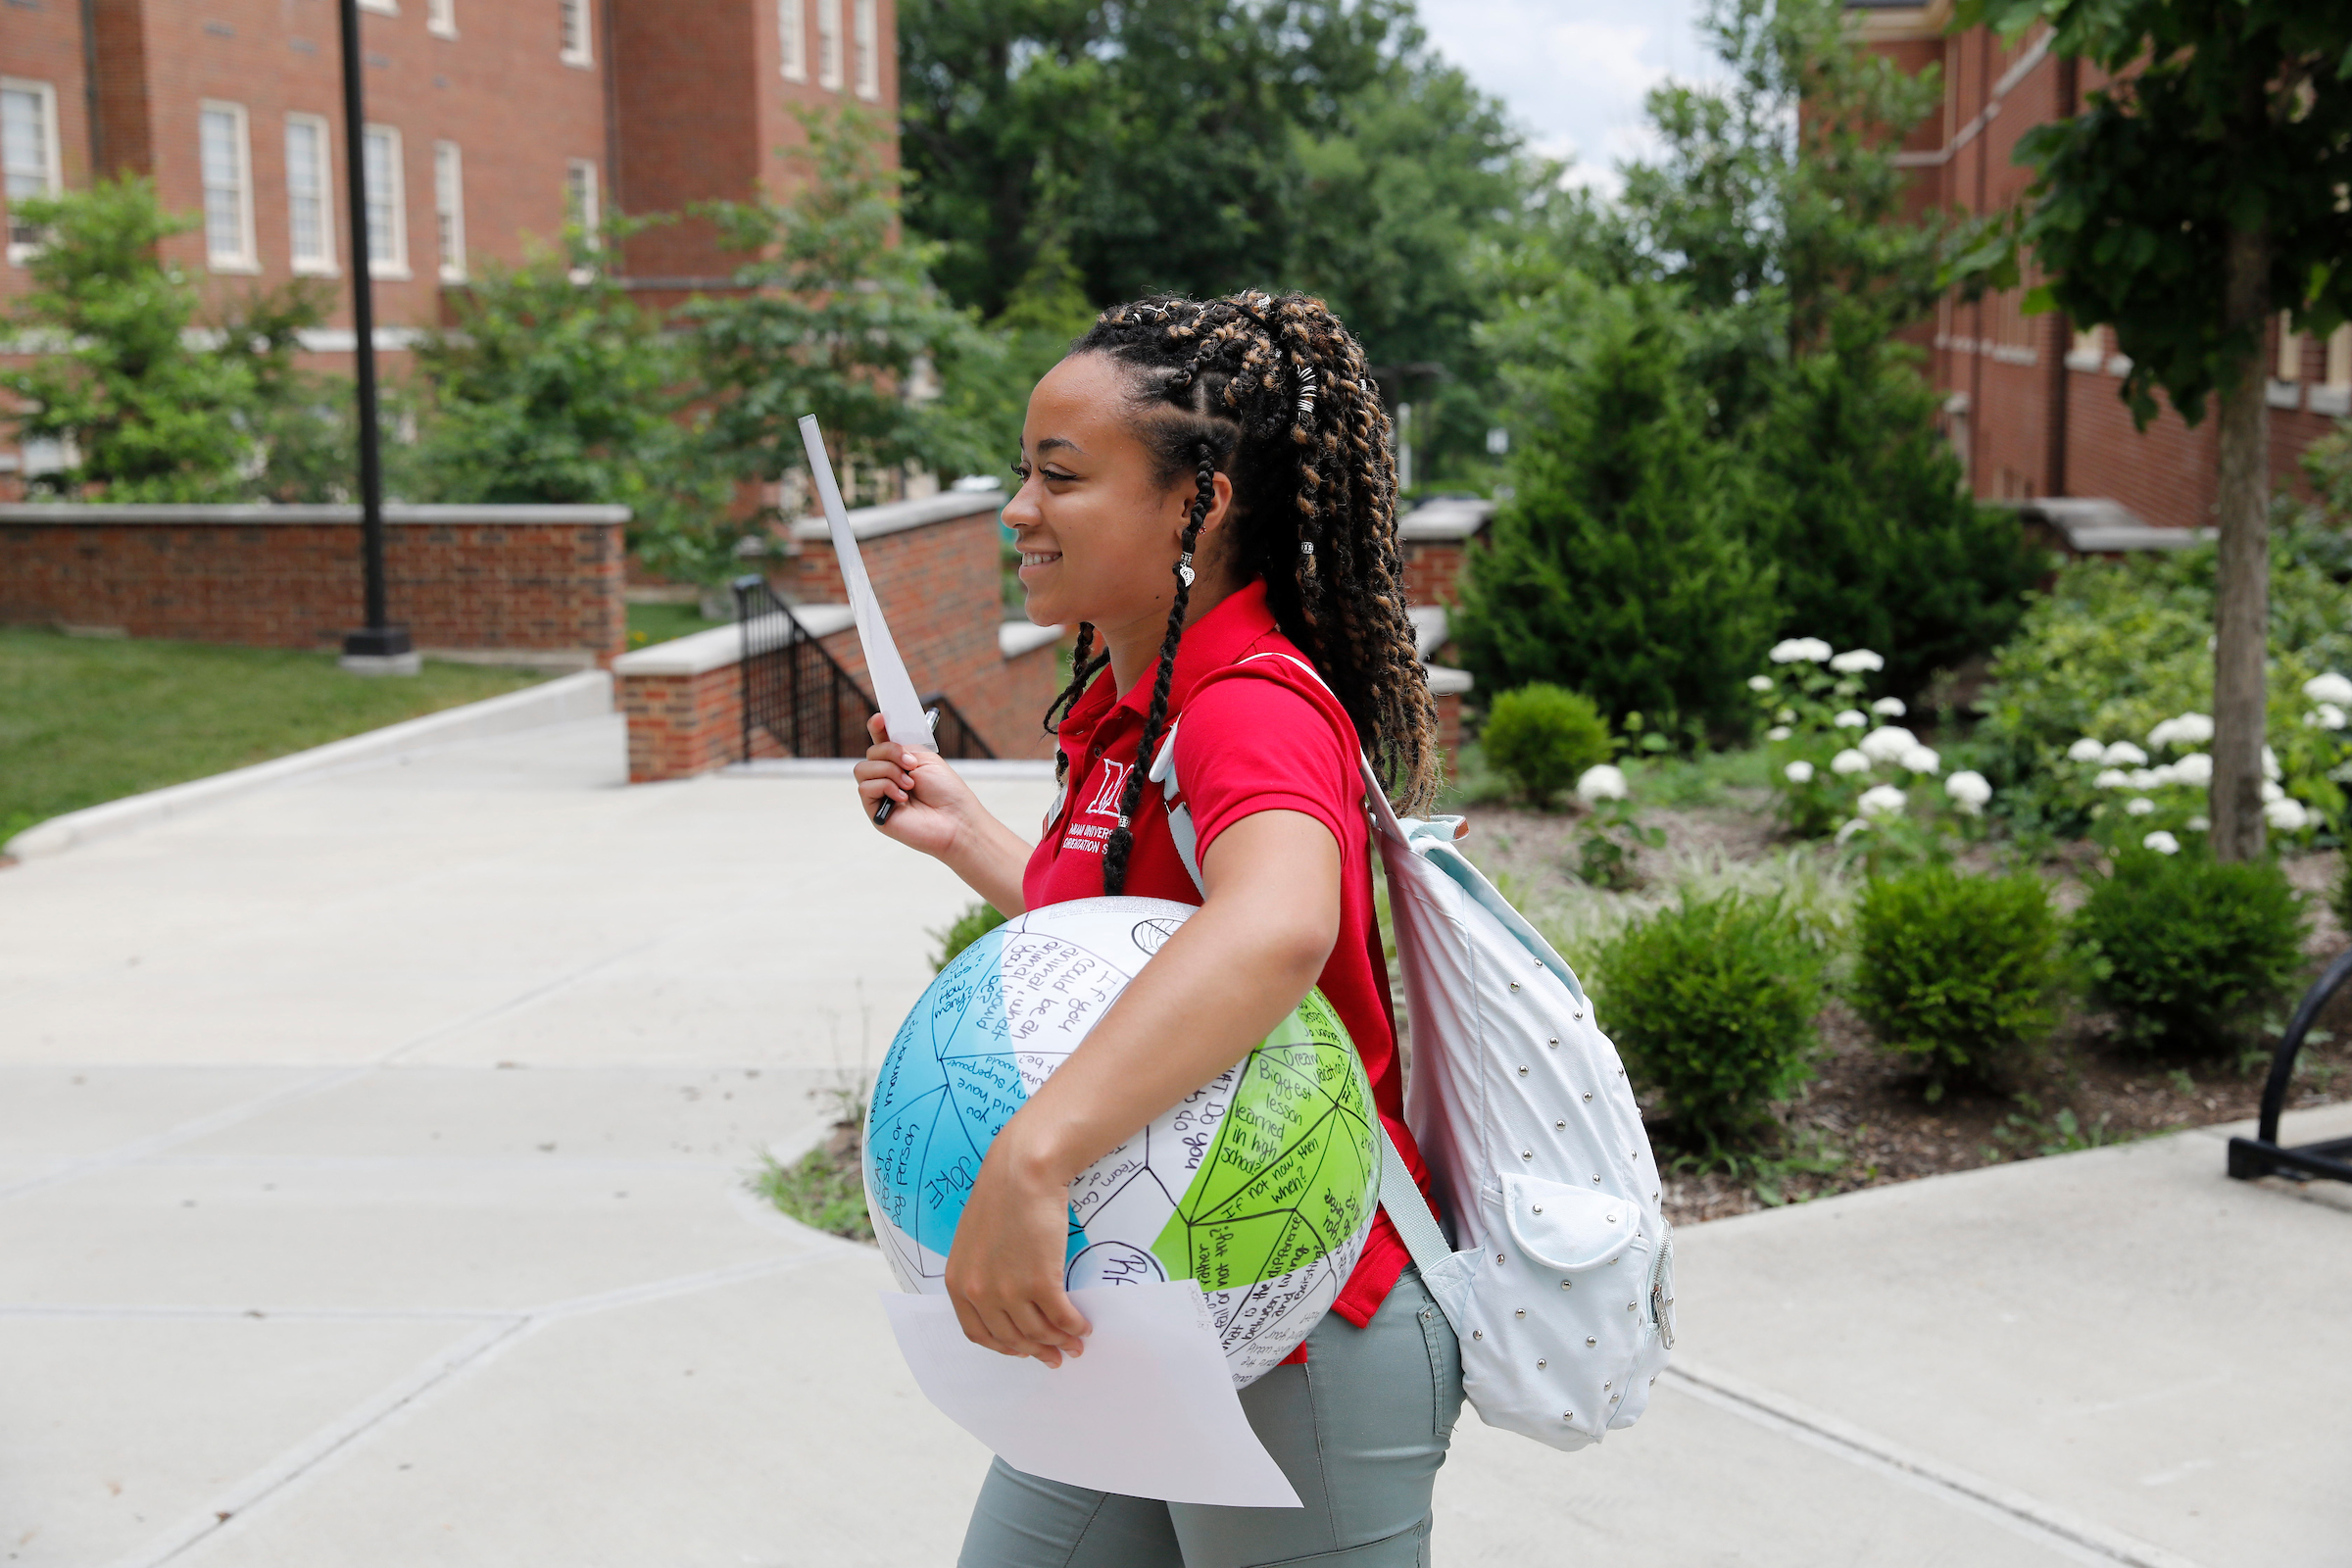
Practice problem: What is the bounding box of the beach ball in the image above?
[865,896,1379,1386]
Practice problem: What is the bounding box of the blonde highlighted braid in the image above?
[1041,291,1442,896]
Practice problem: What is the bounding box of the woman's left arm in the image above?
[940,808,1343,1366]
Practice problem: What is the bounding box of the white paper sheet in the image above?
[881,1281,1302,1508]
[797,414,933,749]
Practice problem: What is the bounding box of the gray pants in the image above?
[957,1267,1465,1568]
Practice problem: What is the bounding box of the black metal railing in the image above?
[730,574,996,762]
[2227,947,2352,1185]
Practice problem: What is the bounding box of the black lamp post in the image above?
[335,0,415,674]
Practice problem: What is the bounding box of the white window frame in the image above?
[778,0,807,81]
[357,0,399,13]
[434,139,466,282]
[853,0,878,99]
[284,113,337,275]
[2276,312,2303,382]
[199,100,260,273]
[559,0,594,66]
[816,0,842,90]
[2,77,64,265]
[564,158,600,234]
[2328,324,2352,391]
[427,0,457,36]
[361,122,410,278]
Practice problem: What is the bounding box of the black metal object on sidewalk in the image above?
[335,0,411,667]
[731,575,995,762]
[2227,946,2352,1184]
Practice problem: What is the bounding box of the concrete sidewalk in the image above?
[2,715,2344,1567]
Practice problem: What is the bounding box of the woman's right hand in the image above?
[855,712,984,860]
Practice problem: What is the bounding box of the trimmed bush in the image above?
[1592,891,1826,1155]
[1851,864,2063,1096]
[1483,684,1612,807]
[2071,849,2307,1054]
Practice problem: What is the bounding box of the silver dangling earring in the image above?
[1176,551,1196,589]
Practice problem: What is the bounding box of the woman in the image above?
[855,292,1461,1567]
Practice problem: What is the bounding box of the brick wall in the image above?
[0,503,627,658]
[1402,540,1468,610]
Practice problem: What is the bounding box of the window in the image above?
[816,0,842,89]
[559,0,593,65]
[2067,322,2103,368]
[853,0,878,98]
[200,102,258,271]
[778,0,806,80]
[2329,324,2352,391]
[362,123,408,275]
[2,78,62,261]
[434,140,465,281]
[564,159,599,233]
[283,116,335,273]
[427,0,456,35]
[2276,312,2303,382]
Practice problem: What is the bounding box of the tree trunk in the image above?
[2210,225,2271,862]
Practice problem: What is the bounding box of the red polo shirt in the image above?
[1022,577,1438,1343]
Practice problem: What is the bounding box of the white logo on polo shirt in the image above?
[1082,759,1133,819]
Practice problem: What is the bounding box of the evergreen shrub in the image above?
[931,901,1008,972]
[2072,849,2306,1054]
[1593,890,1825,1154]
[1851,864,2062,1095]
[1481,683,1612,807]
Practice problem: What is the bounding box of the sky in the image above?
[1413,0,1724,197]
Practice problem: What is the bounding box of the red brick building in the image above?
[1858,0,2348,531]
[0,0,897,480]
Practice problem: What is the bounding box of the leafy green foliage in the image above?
[752,1145,874,1241]
[1972,540,2352,834]
[1455,277,1777,739]
[0,176,325,500]
[1851,864,2064,1096]
[930,901,1009,972]
[1955,0,2352,428]
[1574,797,1666,893]
[1480,683,1612,807]
[2072,848,2307,1054]
[1592,890,1827,1156]
[407,222,729,580]
[689,107,995,511]
[897,0,1536,483]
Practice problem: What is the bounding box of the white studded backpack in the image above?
[1151,653,1675,1451]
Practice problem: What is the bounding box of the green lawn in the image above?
[0,627,548,840]
[625,601,729,649]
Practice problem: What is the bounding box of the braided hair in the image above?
[1041,291,1442,896]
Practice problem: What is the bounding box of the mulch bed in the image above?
[1448,795,2352,1228]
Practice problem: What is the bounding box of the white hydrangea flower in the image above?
[2102,741,2148,767]
[2124,797,2155,816]
[1830,648,1885,673]
[1833,709,1867,729]
[1766,725,1793,742]
[2264,745,2280,781]
[2171,753,2212,786]
[2143,763,2179,787]
[2261,780,2284,803]
[1871,696,1907,716]
[2142,830,2180,855]
[2305,703,2347,730]
[2093,768,2129,788]
[2186,814,2210,831]
[1748,674,1776,692]
[2067,737,2107,762]
[2127,769,2162,790]
[1832,748,1872,775]
[2266,797,2311,832]
[1944,770,1991,813]
[1859,724,1917,762]
[1899,745,1940,774]
[1857,783,1908,817]
[1576,764,1629,803]
[1785,760,1815,784]
[1769,637,1833,663]
[2147,712,2215,750]
[1778,708,1796,723]
[2303,672,2352,707]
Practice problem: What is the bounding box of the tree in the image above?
[407,222,726,580]
[0,176,309,500]
[1955,0,2352,859]
[1453,276,1777,739]
[687,107,992,521]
